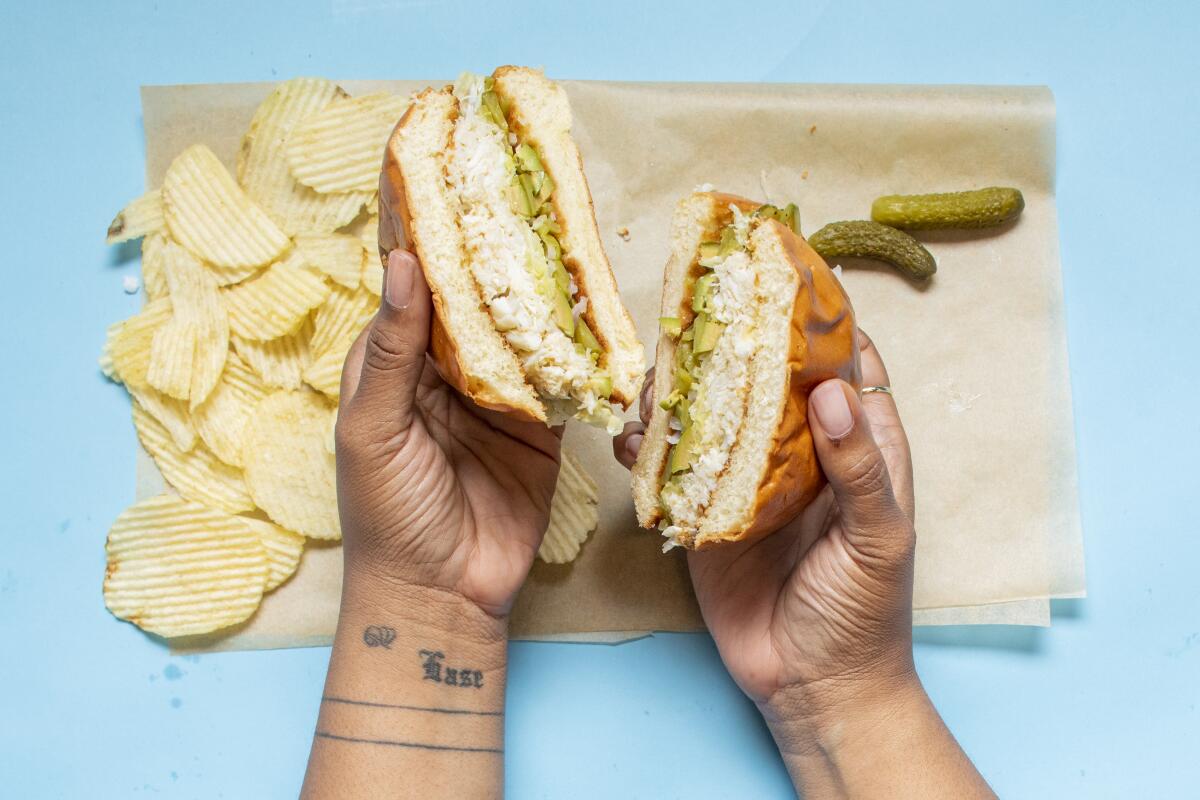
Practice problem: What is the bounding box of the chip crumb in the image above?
[801,170,809,180]
[617,227,631,241]
[809,124,817,134]
[123,275,141,294]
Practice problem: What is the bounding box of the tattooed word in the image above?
[363,625,396,649]
[418,649,484,689]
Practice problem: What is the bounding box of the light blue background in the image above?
[2,1,1197,797]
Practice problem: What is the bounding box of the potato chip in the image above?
[362,252,384,297]
[357,212,380,252]
[104,494,267,638]
[102,298,173,387]
[164,144,290,270]
[243,391,340,540]
[537,451,600,564]
[140,233,170,300]
[130,386,196,453]
[232,317,312,390]
[309,284,377,358]
[222,251,329,340]
[285,93,408,193]
[107,189,164,244]
[294,233,364,289]
[193,351,268,468]
[237,77,373,235]
[147,242,229,408]
[302,332,356,398]
[238,516,305,591]
[133,400,254,514]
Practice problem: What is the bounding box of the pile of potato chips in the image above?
[102,77,597,640]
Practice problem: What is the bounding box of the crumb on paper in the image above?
[801,169,809,180]
[616,227,630,241]
[693,182,714,193]
[123,275,140,294]
[927,379,982,413]
[758,169,774,203]
[809,124,817,134]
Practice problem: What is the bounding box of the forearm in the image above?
[301,574,509,800]
[762,674,995,800]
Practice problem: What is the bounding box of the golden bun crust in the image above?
[379,90,544,422]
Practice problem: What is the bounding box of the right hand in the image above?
[613,331,918,715]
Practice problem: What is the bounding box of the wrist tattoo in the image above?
[419,648,484,689]
[362,625,396,648]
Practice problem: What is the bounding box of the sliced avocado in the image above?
[540,231,562,261]
[587,372,613,398]
[659,316,682,338]
[552,288,574,336]
[515,142,543,173]
[698,241,721,260]
[659,389,683,411]
[518,173,538,217]
[778,203,799,233]
[676,396,692,428]
[692,273,717,313]
[537,171,555,204]
[755,204,779,219]
[574,317,601,354]
[669,422,699,474]
[509,181,534,217]
[551,258,571,293]
[674,364,693,395]
[718,226,740,256]
[694,317,725,354]
[674,339,693,370]
[692,312,707,351]
[482,92,507,131]
[680,326,694,343]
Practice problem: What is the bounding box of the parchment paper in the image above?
[141,80,1082,652]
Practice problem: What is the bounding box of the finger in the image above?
[344,249,432,435]
[613,421,645,470]
[856,330,914,522]
[639,367,656,426]
[809,379,912,560]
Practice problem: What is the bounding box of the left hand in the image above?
[335,249,562,619]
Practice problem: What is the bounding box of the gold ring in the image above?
[861,386,892,396]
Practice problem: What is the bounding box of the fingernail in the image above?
[811,381,854,440]
[625,433,643,460]
[384,250,415,309]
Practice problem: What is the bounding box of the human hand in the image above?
[614,330,916,713]
[335,249,562,619]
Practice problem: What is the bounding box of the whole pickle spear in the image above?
[871,187,1024,230]
[808,220,936,281]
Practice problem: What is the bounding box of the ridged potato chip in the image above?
[309,284,377,358]
[140,233,170,300]
[104,494,267,638]
[237,77,373,235]
[107,189,164,244]
[362,253,384,297]
[147,242,229,408]
[133,401,254,514]
[285,93,408,193]
[537,451,600,564]
[232,317,312,390]
[223,251,329,340]
[130,386,196,453]
[102,298,173,388]
[294,233,364,289]
[238,516,305,591]
[243,391,340,540]
[193,351,268,468]
[302,332,356,398]
[164,144,290,270]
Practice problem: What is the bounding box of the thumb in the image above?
[346,249,432,434]
[809,379,912,560]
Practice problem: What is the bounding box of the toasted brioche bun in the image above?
[632,192,861,549]
[379,67,643,422]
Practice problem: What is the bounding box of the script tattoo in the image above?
[363,625,396,648]
[419,648,484,689]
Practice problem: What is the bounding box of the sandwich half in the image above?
[632,191,861,550]
[379,66,643,433]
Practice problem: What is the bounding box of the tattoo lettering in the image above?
[419,649,444,682]
[418,649,484,689]
[363,625,396,648]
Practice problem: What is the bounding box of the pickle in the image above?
[808,220,937,281]
[871,187,1024,230]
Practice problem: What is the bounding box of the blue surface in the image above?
[2,1,1197,796]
